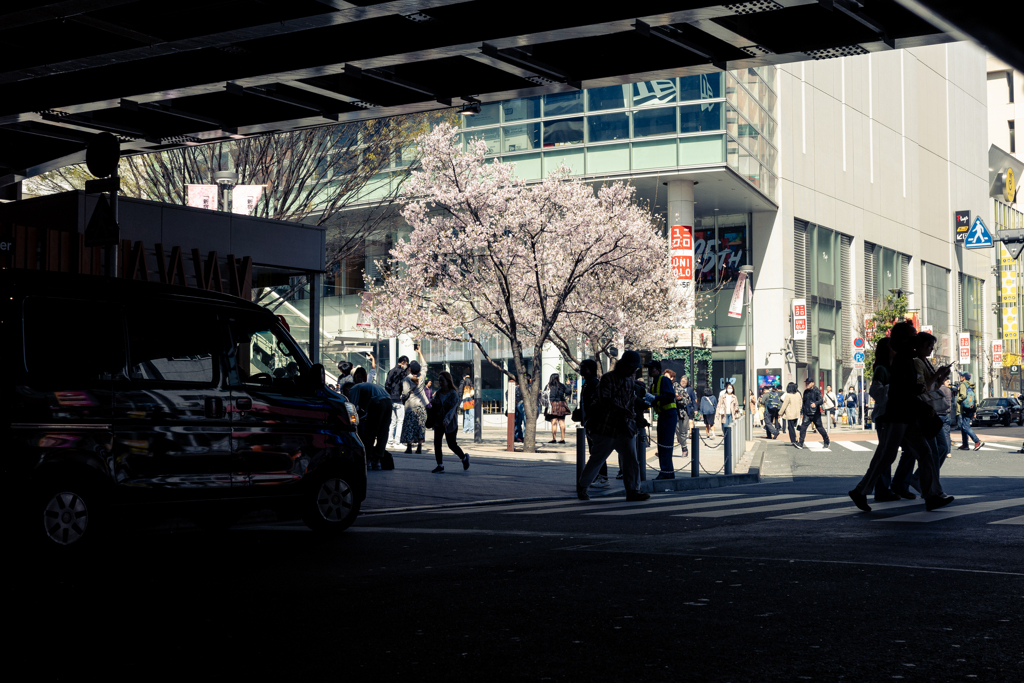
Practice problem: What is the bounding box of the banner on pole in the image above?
[957,332,971,363]
[669,224,694,281]
[993,339,1003,366]
[793,299,808,340]
[727,272,746,319]
[186,184,218,211]
[232,185,264,215]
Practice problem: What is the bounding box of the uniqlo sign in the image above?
[793,298,808,340]
[669,224,693,281]
[958,332,971,362]
[992,339,1003,365]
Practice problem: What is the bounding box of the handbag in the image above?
[918,389,946,415]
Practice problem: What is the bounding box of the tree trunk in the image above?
[521,390,538,453]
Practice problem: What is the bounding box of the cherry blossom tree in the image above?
[367,123,680,451]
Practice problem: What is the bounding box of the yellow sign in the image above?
[1002,242,1015,267]
[1006,168,1016,203]
[1003,352,1020,368]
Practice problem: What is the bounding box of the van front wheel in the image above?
[302,473,360,534]
[39,480,101,548]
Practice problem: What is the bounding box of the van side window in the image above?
[226,315,303,386]
[23,297,125,381]
[125,306,221,385]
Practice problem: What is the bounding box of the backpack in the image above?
[961,384,976,411]
[766,391,781,412]
[701,396,715,414]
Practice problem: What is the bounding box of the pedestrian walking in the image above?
[646,361,678,480]
[544,373,571,444]
[459,373,475,434]
[674,375,698,455]
[848,321,954,512]
[823,385,838,428]
[955,372,984,451]
[763,385,782,439]
[779,382,802,444]
[576,351,650,502]
[427,371,470,473]
[864,337,901,497]
[715,383,741,434]
[844,385,859,425]
[749,390,760,428]
[797,378,830,449]
[575,359,610,488]
[400,358,430,454]
[700,387,717,438]
[348,367,394,470]
[891,332,947,494]
[384,355,410,448]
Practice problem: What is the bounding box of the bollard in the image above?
[723,424,733,475]
[576,427,586,483]
[690,425,700,477]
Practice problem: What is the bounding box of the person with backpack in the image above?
[955,372,984,451]
[763,385,782,439]
[700,387,717,438]
[674,374,697,455]
[844,386,859,425]
[823,385,837,429]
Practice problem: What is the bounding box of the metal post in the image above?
[690,425,700,477]
[576,427,586,482]
[473,344,482,444]
[637,430,646,481]
[723,424,733,475]
[105,180,119,277]
[308,272,321,364]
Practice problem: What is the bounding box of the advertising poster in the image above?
[958,332,971,363]
[186,184,218,211]
[793,299,807,340]
[232,185,264,215]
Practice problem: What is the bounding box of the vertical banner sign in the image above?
[727,271,747,319]
[232,185,264,215]
[669,224,694,280]
[993,339,1003,366]
[954,210,971,242]
[793,299,808,340]
[186,184,218,211]
[958,332,971,363]
[1001,243,1019,342]
[864,314,876,347]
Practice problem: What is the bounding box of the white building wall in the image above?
[756,42,994,395]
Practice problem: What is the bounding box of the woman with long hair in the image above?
[545,373,571,444]
[429,371,470,473]
[700,387,717,438]
[716,382,741,432]
[399,360,429,454]
[779,382,802,445]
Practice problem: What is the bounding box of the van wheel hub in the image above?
[316,478,353,522]
[44,492,89,546]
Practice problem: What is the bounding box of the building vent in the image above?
[900,253,911,296]
[864,241,876,309]
[725,1,783,14]
[402,12,435,23]
[803,45,869,60]
[739,45,775,57]
[524,75,558,86]
[841,234,852,367]
[794,219,810,362]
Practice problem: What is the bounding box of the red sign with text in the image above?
[669,225,694,281]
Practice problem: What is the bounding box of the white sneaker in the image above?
[592,476,611,488]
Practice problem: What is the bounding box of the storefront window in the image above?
[632,79,677,108]
[542,117,584,147]
[543,91,584,116]
[587,112,629,142]
[679,73,722,102]
[463,103,500,128]
[632,107,676,137]
[679,102,723,133]
[502,97,541,122]
[503,122,541,152]
[465,128,499,155]
[587,85,628,111]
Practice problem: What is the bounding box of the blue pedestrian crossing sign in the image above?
[964,216,993,249]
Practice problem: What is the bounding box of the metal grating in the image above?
[900,253,911,295]
[864,241,876,309]
[841,235,852,366]
[725,1,783,14]
[794,219,810,362]
[739,45,775,57]
[804,45,869,60]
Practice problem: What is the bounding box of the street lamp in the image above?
[213,170,238,213]
[739,265,755,435]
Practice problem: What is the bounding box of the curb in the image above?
[639,473,760,493]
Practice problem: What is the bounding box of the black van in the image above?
[3,270,366,547]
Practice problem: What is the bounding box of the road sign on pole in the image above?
[854,338,865,349]
[964,216,993,249]
[853,351,865,369]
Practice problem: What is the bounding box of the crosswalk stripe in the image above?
[442,500,603,514]
[866,440,879,445]
[583,494,807,517]
[976,442,1019,449]
[876,498,1024,523]
[771,495,980,520]
[511,493,742,515]
[834,441,872,451]
[675,496,852,518]
[988,515,1024,525]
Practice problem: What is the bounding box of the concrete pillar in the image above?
[667,179,696,331]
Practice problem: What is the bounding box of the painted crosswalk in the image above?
[676,496,852,518]
[876,497,1024,523]
[790,439,1022,453]
[513,493,742,516]
[583,494,808,517]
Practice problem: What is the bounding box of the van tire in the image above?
[38,478,103,549]
[302,471,360,534]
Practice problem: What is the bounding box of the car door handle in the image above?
[205,396,225,418]
[235,397,253,411]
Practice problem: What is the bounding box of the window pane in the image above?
[679,101,722,133]
[680,73,722,101]
[632,79,677,108]
[464,128,499,155]
[718,219,748,282]
[227,315,304,386]
[632,107,676,137]
[726,105,739,137]
[543,91,583,116]
[588,85,628,111]
[502,97,540,122]
[503,122,541,152]
[587,112,629,142]
[693,225,718,284]
[679,135,724,165]
[543,117,584,147]
[24,298,126,381]
[126,307,219,384]
[463,103,500,128]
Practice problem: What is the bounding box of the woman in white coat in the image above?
[715,383,741,431]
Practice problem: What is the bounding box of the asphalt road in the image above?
[17,439,1023,682]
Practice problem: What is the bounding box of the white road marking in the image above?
[513,493,742,515]
[834,441,872,451]
[442,500,609,514]
[583,495,807,517]
[866,440,879,445]
[975,442,1019,449]
[877,498,1024,523]
[771,496,980,520]
[988,515,1024,525]
[676,496,852,518]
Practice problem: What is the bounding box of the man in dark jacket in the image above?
[576,359,610,487]
[647,361,678,480]
[797,378,830,449]
[349,367,394,470]
[384,355,409,447]
[576,351,651,502]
